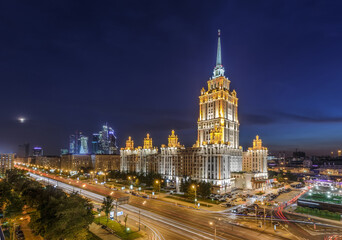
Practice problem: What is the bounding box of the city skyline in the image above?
[1,1,342,155]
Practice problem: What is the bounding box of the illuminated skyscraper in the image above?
[32,147,43,156]
[69,131,89,154]
[93,124,118,154]
[79,135,89,154]
[92,133,100,154]
[121,30,243,193]
[69,134,77,154]
[197,29,239,148]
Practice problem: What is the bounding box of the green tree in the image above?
[134,178,140,187]
[5,192,24,218]
[100,196,115,226]
[37,193,94,240]
[124,214,128,230]
[0,180,11,208]
[198,181,211,198]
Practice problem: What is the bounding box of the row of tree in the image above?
[268,170,298,182]
[0,170,94,240]
[108,171,166,187]
[180,179,212,198]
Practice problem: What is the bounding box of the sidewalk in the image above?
[89,223,120,240]
[20,216,43,240]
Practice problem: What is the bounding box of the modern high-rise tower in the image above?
[92,124,118,154]
[121,30,243,193]
[79,135,89,154]
[69,131,89,154]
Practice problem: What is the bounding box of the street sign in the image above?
[117,211,123,216]
[110,211,114,219]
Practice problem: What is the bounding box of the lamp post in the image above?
[192,184,197,207]
[209,219,220,240]
[155,180,161,193]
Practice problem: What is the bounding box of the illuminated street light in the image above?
[192,184,197,207]
[155,180,161,193]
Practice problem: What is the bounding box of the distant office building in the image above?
[69,134,77,154]
[79,135,89,154]
[32,147,43,156]
[18,143,30,157]
[92,124,118,154]
[92,133,100,154]
[69,131,89,154]
[60,149,69,155]
[0,153,15,177]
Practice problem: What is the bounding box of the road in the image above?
[24,168,289,240]
[273,187,342,240]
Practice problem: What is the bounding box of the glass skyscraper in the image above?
[92,124,117,154]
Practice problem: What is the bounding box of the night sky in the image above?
[1,1,342,156]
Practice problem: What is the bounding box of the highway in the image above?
[26,170,289,240]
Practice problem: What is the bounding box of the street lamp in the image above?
[155,180,161,193]
[192,184,197,207]
[209,221,217,240]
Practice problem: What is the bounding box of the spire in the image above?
[216,29,222,66]
[213,29,225,78]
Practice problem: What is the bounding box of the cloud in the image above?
[240,114,277,125]
[240,111,342,126]
[277,112,342,123]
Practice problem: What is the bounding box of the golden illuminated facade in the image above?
[119,30,268,193]
[160,130,185,182]
[197,29,239,148]
[120,134,158,174]
[243,135,268,174]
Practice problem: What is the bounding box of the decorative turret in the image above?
[143,133,153,149]
[168,130,181,147]
[250,135,267,151]
[125,136,134,150]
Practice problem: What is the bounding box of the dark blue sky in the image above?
[1,0,342,155]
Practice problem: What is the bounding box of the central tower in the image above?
[197,30,239,148]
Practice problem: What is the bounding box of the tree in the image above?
[0,180,11,208]
[124,214,128,230]
[34,193,94,240]
[134,178,140,186]
[100,196,115,226]
[198,181,211,198]
[5,192,24,218]
[180,178,191,193]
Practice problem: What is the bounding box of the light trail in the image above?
[29,172,229,240]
